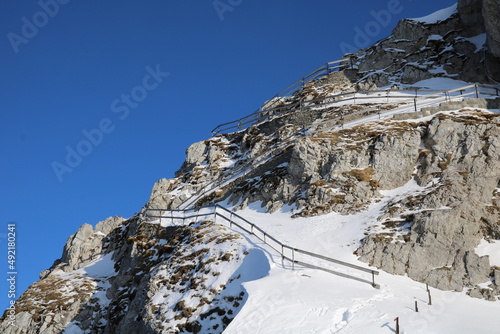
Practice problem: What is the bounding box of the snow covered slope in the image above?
[223,198,500,334]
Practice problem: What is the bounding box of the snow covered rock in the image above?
[61,216,124,272]
[2,216,266,333]
[357,111,500,295]
[347,1,500,85]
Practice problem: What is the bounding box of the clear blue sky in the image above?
[0,0,456,310]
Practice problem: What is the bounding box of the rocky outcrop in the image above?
[345,1,500,85]
[40,216,125,277]
[357,111,500,298]
[1,215,262,333]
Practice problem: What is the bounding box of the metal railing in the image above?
[211,59,350,135]
[211,59,500,135]
[143,204,380,288]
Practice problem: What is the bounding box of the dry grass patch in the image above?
[345,167,375,182]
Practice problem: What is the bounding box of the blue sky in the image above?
[0,0,456,310]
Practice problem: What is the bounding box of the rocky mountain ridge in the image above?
[1,2,500,333]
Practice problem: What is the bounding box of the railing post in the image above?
[372,271,375,287]
[171,211,174,225]
[251,224,254,234]
[263,232,266,243]
[159,210,162,225]
[292,249,295,270]
[414,98,417,113]
[475,84,479,98]
[281,245,284,259]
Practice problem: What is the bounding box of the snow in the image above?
[216,199,500,333]
[404,77,473,90]
[75,252,117,278]
[63,322,85,334]
[476,239,500,267]
[427,34,443,42]
[409,4,457,24]
[463,33,487,51]
[428,65,447,75]
[224,266,500,333]
[379,178,427,198]
[59,73,500,333]
[200,176,500,333]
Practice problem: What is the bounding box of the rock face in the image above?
[458,0,485,34]
[356,112,500,296]
[483,0,500,58]
[1,216,263,333]
[58,216,124,273]
[346,1,500,85]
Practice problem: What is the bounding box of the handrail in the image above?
[211,68,500,135]
[211,58,351,135]
[142,204,380,288]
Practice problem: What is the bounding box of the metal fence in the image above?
[211,59,350,135]
[210,51,500,136]
[143,204,380,289]
[212,81,500,135]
